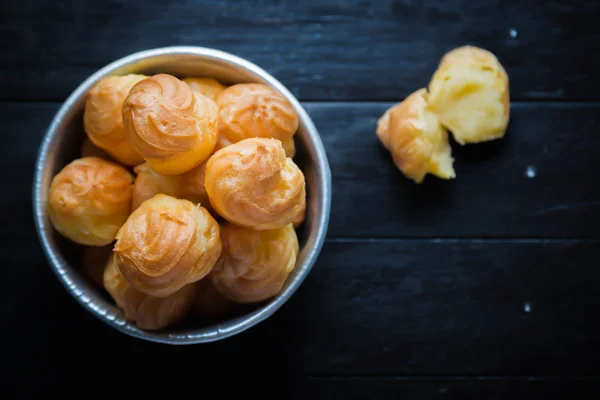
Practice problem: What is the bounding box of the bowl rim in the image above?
[32,46,332,344]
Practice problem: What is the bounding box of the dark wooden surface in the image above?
[3,0,600,397]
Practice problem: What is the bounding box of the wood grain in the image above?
[6,102,600,239]
[1,0,598,101]
[4,0,600,394]
[3,238,600,377]
[298,377,600,399]
[7,376,600,398]
[309,101,600,238]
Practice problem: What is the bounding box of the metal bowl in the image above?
[33,46,331,344]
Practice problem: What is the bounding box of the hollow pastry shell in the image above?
[83,74,147,166]
[47,157,133,246]
[131,161,210,212]
[183,77,226,101]
[376,88,455,183]
[122,73,218,175]
[103,254,195,330]
[210,223,299,303]
[113,194,222,297]
[205,138,306,230]
[428,45,510,144]
[217,83,298,145]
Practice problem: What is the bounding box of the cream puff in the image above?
[427,45,510,144]
[216,83,298,152]
[376,88,455,183]
[131,161,210,211]
[113,194,222,297]
[205,138,306,230]
[47,157,133,246]
[122,73,219,175]
[213,127,296,159]
[83,74,147,166]
[282,137,296,159]
[183,77,226,101]
[210,223,299,303]
[103,254,195,330]
[292,201,306,229]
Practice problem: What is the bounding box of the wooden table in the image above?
[3,0,600,397]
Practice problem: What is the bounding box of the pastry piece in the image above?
[292,201,306,229]
[104,254,195,330]
[216,83,298,147]
[83,74,147,166]
[131,163,179,210]
[122,74,219,175]
[282,137,296,159]
[213,134,233,153]
[131,161,210,211]
[81,245,113,287]
[376,88,455,183]
[210,223,299,303]
[47,157,133,246]
[205,138,306,230]
[191,278,237,319]
[113,194,222,297]
[183,77,226,101]
[80,138,111,161]
[428,45,510,144]
[214,132,296,159]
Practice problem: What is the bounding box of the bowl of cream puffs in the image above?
[33,46,331,344]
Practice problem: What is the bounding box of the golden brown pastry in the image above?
[376,88,455,183]
[131,163,179,210]
[183,77,226,101]
[216,83,298,146]
[131,161,210,211]
[122,74,219,175]
[113,194,222,297]
[80,138,111,161]
[210,223,299,303]
[205,138,306,230]
[213,134,233,153]
[83,74,147,166]
[427,45,510,144]
[213,131,296,159]
[292,201,306,229]
[282,137,296,159]
[81,245,113,287]
[191,278,237,319]
[47,157,133,246]
[103,254,195,330]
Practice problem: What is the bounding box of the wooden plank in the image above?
[1,103,57,237]
[279,239,600,375]
[6,102,600,239]
[298,377,600,399]
[1,0,599,101]
[3,238,600,376]
[305,101,600,238]
[7,376,600,398]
